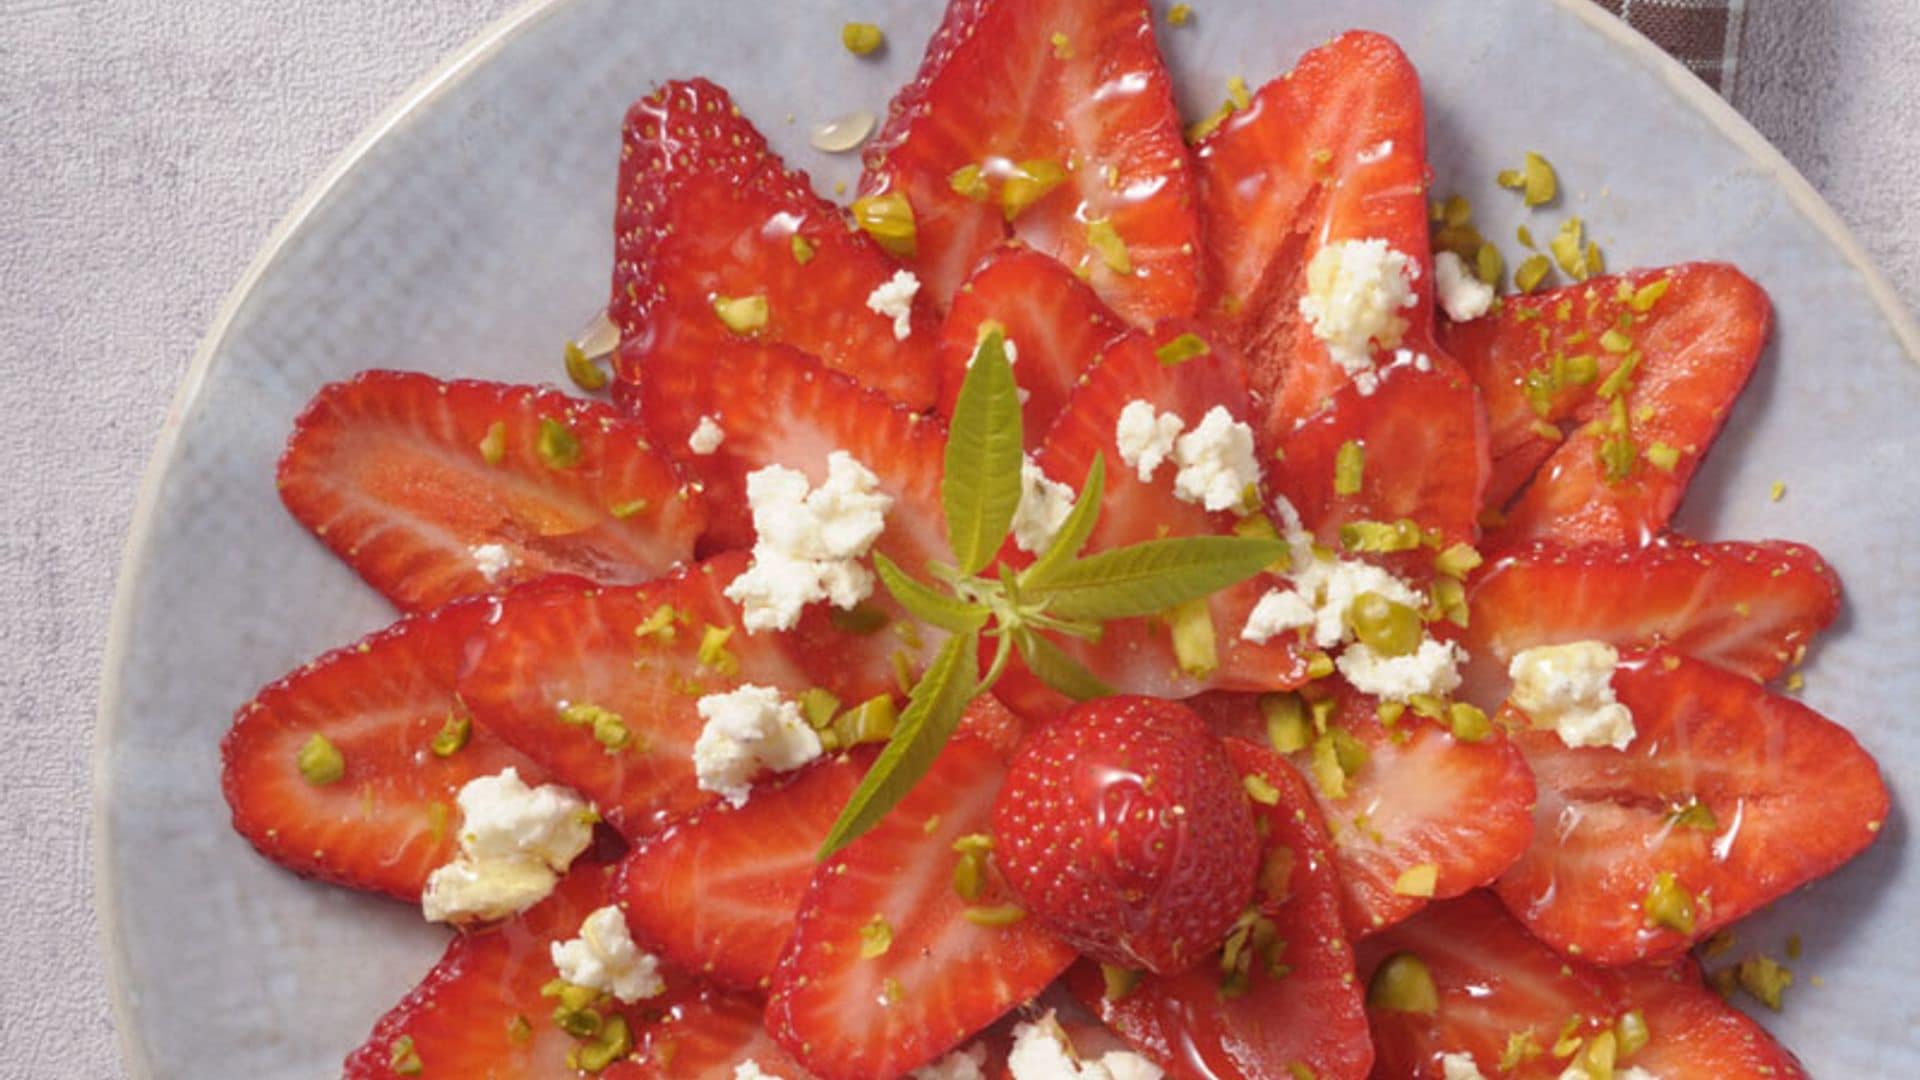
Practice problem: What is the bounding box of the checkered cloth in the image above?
[1590,0,1747,92]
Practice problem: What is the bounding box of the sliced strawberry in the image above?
[1494,650,1888,965]
[278,370,705,612]
[766,734,1077,1078]
[1016,325,1313,702]
[221,593,542,901]
[862,0,1200,324]
[616,752,868,992]
[610,990,814,1078]
[1195,687,1536,937]
[1068,739,1372,1079]
[458,553,825,839]
[344,860,656,1078]
[610,78,940,411]
[1459,536,1840,706]
[1442,264,1770,545]
[1193,32,1434,422]
[1357,892,1808,1079]
[936,246,1130,444]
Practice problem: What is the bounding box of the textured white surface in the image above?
[0,1,1914,1077]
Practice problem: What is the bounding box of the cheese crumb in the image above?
[1337,637,1465,703]
[1171,406,1260,511]
[1297,238,1420,394]
[1115,399,1184,481]
[912,1044,989,1080]
[688,414,726,455]
[734,1063,784,1080]
[422,768,594,923]
[725,452,893,632]
[1241,588,1315,643]
[693,684,825,807]
[867,269,921,341]
[550,905,665,1003]
[1434,250,1495,322]
[1441,1053,1488,1080]
[1012,456,1076,554]
[1007,1011,1164,1080]
[470,542,513,584]
[1508,641,1635,750]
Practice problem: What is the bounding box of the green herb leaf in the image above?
[818,631,978,859]
[943,329,1026,575]
[874,552,991,634]
[1028,535,1288,621]
[1013,629,1113,700]
[1020,453,1105,588]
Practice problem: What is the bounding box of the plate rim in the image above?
[89,0,1920,1075]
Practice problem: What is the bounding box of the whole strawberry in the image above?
[992,696,1259,975]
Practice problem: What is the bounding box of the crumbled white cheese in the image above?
[1337,637,1466,703]
[1115,400,1184,482]
[1441,1053,1489,1080]
[1012,456,1076,554]
[912,1044,989,1080]
[1241,588,1315,643]
[1287,550,1427,651]
[688,414,726,455]
[867,269,921,341]
[1508,641,1635,750]
[470,542,513,584]
[1007,1012,1164,1080]
[550,905,665,1003]
[693,684,825,807]
[1434,251,1494,323]
[422,767,594,924]
[1297,238,1420,395]
[1616,1069,1660,1080]
[1171,406,1261,512]
[734,1063,785,1080]
[724,451,893,632]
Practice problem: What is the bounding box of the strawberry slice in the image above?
[1067,739,1373,1079]
[1195,687,1535,937]
[1015,325,1313,703]
[1494,650,1888,965]
[766,734,1077,1078]
[458,553,823,839]
[1357,892,1807,1079]
[344,860,659,1078]
[610,990,813,1078]
[862,0,1200,324]
[936,247,1130,445]
[610,78,940,411]
[221,592,542,901]
[1442,264,1770,545]
[616,752,868,992]
[279,370,705,612]
[1459,536,1840,706]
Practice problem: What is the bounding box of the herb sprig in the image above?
[818,330,1284,857]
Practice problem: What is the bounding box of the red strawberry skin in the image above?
[1069,739,1373,1079]
[1459,536,1840,706]
[1495,650,1888,965]
[221,592,542,901]
[458,553,821,840]
[935,246,1130,446]
[615,752,868,992]
[862,0,1200,324]
[766,734,1076,1079]
[1194,687,1536,937]
[1357,892,1808,1079]
[994,697,1258,974]
[610,78,940,411]
[1444,264,1771,546]
[278,370,706,612]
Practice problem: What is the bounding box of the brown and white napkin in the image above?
[1588,0,1747,93]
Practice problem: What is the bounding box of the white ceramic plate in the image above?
[95,0,1920,1075]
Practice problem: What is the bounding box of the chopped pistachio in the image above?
[1433,542,1483,578]
[1377,700,1406,727]
[1102,963,1141,1000]
[1475,242,1504,287]
[851,192,917,256]
[841,21,884,55]
[1646,442,1681,472]
[1585,241,1605,276]
[712,294,770,335]
[1167,2,1193,26]
[1667,800,1719,831]
[1339,518,1423,553]
[571,1014,632,1073]
[1769,479,1786,502]
[696,624,740,676]
[859,915,894,958]
[1050,31,1074,59]
[1226,75,1251,111]
[1393,862,1439,897]
[1440,194,1472,227]
[1308,732,1349,798]
[1367,952,1439,1014]
[1243,773,1282,806]
[1570,1030,1617,1079]
[1000,159,1068,221]
[1165,597,1218,678]
[831,694,898,747]
[1155,332,1211,366]
[430,711,471,758]
[1615,1008,1650,1057]
[1305,651,1335,680]
[1449,702,1491,743]
[477,420,507,465]
[1551,1014,1585,1058]
[1550,218,1587,279]
[634,604,680,643]
[1515,253,1552,293]
[297,733,345,786]
[1599,431,1638,484]
[1596,350,1641,400]
[1261,693,1311,754]
[948,163,989,201]
[1333,440,1365,496]
[1185,99,1237,143]
[798,687,841,730]
[1086,219,1133,275]
[1431,575,1469,629]
[1497,168,1524,190]
[609,497,649,519]
[536,417,582,468]
[1736,954,1793,1011]
[1786,671,1805,693]
[1599,327,1634,354]
[1630,277,1673,312]
[951,846,986,902]
[1348,592,1423,658]
[564,341,608,392]
[962,904,1027,927]
[789,233,816,265]
[1407,693,1446,721]
[1642,871,1697,934]
[1522,151,1558,207]
[388,1034,423,1076]
[1517,224,1537,250]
